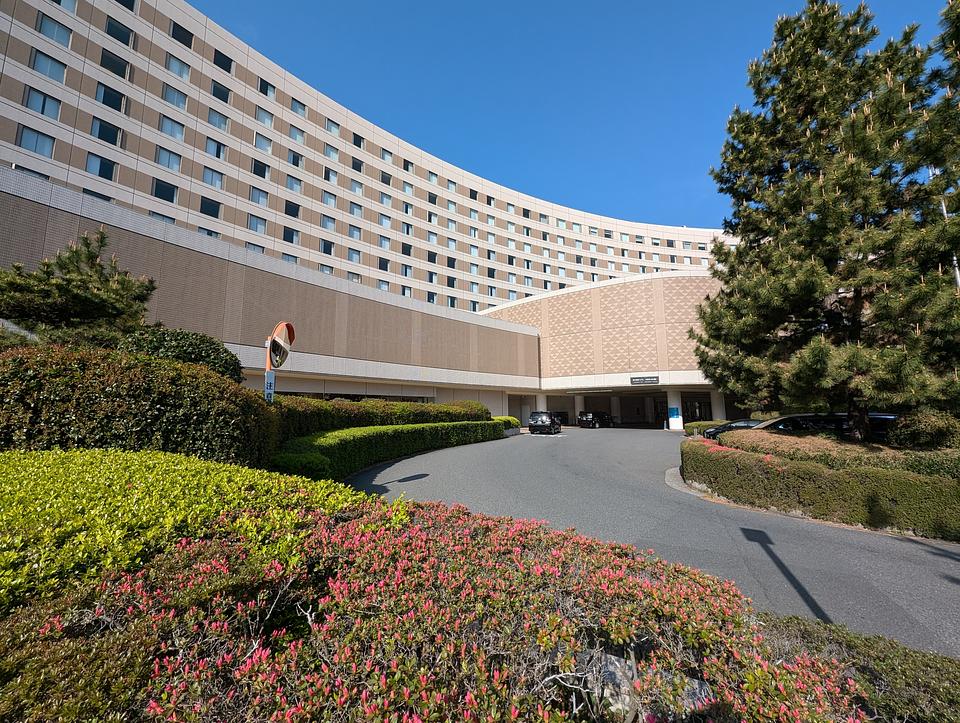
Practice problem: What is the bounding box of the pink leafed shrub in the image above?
[0,502,863,721]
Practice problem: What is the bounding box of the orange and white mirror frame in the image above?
[264,321,295,402]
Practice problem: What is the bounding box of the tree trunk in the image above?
[848,401,870,442]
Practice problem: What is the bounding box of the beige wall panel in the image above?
[0,192,46,267]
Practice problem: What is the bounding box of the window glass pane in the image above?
[170,21,192,48]
[99,48,127,78]
[258,78,275,98]
[255,106,273,126]
[211,80,230,103]
[113,0,134,10]
[250,187,268,205]
[105,17,132,45]
[199,197,221,218]
[31,50,66,83]
[51,0,77,11]
[213,49,233,73]
[90,117,119,144]
[25,88,60,119]
[95,82,123,111]
[289,125,304,143]
[207,107,228,130]
[247,214,266,233]
[38,14,71,46]
[202,166,223,188]
[286,175,302,193]
[85,152,116,180]
[152,178,177,202]
[290,98,306,116]
[165,53,190,80]
[159,115,184,140]
[155,146,180,171]
[18,126,54,157]
[162,84,187,109]
[254,133,271,152]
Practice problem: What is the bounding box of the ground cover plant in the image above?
[273,420,506,480]
[0,449,367,611]
[719,429,960,480]
[0,500,863,722]
[680,437,960,541]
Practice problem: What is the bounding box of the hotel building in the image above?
[0,0,737,428]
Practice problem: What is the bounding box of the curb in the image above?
[664,467,707,497]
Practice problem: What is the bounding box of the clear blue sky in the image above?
[190,0,946,229]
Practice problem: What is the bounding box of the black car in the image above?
[578,411,614,429]
[703,419,761,439]
[754,412,898,441]
[528,411,562,434]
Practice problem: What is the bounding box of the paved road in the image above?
[349,427,960,657]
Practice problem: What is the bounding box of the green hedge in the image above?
[273,395,491,441]
[760,613,960,722]
[888,409,960,450]
[0,345,277,465]
[683,419,728,436]
[680,438,960,541]
[494,415,521,430]
[119,326,243,383]
[0,449,367,610]
[720,429,960,480]
[274,421,505,480]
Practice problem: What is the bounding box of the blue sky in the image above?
[190,0,946,229]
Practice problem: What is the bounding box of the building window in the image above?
[281,253,298,264]
[321,190,336,207]
[149,211,173,223]
[291,97,306,117]
[159,115,184,140]
[197,227,220,237]
[251,159,270,179]
[381,148,393,163]
[325,118,339,134]
[320,264,333,275]
[285,200,300,218]
[95,82,123,111]
[403,159,413,172]
[286,175,302,193]
[38,14,71,46]
[426,292,437,304]
[170,21,193,48]
[213,49,233,73]
[202,166,223,188]
[288,150,304,168]
[378,280,389,291]
[321,215,335,231]
[254,133,271,152]
[207,107,228,131]
[17,125,54,157]
[152,177,177,203]
[289,125,305,144]
[282,226,300,244]
[349,202,362,217]
[255,106,273,127]
[162,84,187,110]
[249,187,268,206]
[85,152,116,180]
[245,242,264,254]
[105,17,132,45]
[90,117,120,145]
[321,240,334,255]
[401,285,411,297]
[247,214,266,233]
[347,272,361,283]
[199,197,221,218]
[347,248,361,263]
[211,80,230,103]
[24,87,60,120]
[205,137,226,160]
[165,53,190,80]
[155,146,180,171]
[51,0,77,11]
[351,157,363,173]
[348,225,361,240]
[31,50,66,83]
[378,257,389,272]
[258,78,275,98]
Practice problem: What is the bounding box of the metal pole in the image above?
[929,166,960,290]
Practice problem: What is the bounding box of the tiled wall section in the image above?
[0,187,541,380]
[484,273,720,379]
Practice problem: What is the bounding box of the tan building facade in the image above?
[0,0,735,427]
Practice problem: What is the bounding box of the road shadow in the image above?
[347,463,430,496]
[895,535,960,564]
[741,527,833,624]
[943,574,960,587]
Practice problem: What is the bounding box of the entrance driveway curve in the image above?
[348,427,960,658]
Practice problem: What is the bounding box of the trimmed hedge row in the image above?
[0,346,277,466]
[684,419,728,436]
[273,421,506,480]
[680,438,960,540]
[720,429,960,480]
[0,449,368,610]
[273,395,490,441]
[494,415,521,430]
[119,326,243,383]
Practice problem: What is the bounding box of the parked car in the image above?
[528,411,562,434]
[753,412,898,441]
[578,411,614,429]
[703,419,761,439]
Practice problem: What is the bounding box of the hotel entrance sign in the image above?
[630,375,659,385]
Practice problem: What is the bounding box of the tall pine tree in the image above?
[694,0,960,438]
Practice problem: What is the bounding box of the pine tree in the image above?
[0,229,155,337]
[694,0,960,439]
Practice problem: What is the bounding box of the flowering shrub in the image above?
[680,438,960,541]
[719,429,960,479]
[0,502,862,721]
[274,396,491,441]
[273,421,506,480]
[0,449,368,610]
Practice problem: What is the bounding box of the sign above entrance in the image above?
[630,376,659,385]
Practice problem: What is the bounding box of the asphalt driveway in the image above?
[348,427,960,658]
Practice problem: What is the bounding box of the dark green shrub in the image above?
[273,395,491,441]
[684,419,728,436]
[0,449,367,610]
[760,613,960,722]
[719,429,960,480]
[680,438,960,540]
[888,409,960,450]
[119,326,243,382]
[0,345,277,465]
[494,415,521,430]
[274,421,505,480]
[0,328,32,353]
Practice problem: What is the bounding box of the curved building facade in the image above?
[0,0,736,428]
